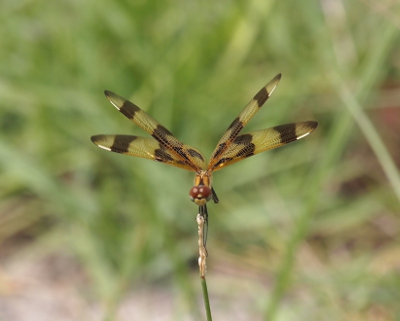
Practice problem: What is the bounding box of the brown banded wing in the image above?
[209,121,318,171]
[90,135,204,171]
[207,74,281,172]
[91,91,207,172]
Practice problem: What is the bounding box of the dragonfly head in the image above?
[189,185,212,205]
[190,171,213,205]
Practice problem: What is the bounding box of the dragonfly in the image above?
[91,74,318,240]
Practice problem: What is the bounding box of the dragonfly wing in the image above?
[102,91,206,171]
[207,74,281,171]
[210,121,318,171]
[91,134,203,171]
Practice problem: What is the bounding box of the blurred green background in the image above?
[1,0,399,320]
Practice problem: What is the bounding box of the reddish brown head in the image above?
[189,185,212,205]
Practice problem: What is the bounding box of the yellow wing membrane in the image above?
[91,91,207,172]
[91,134,204,171]
[210,121,318,171]
[207,74,281,171]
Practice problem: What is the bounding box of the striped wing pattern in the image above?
[92,74,318,186]
[207,74,281,171]
[90,134,203,171]
[210,121,318,171]
[92,91,207,172]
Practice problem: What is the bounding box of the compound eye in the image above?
[189,185,212,203]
